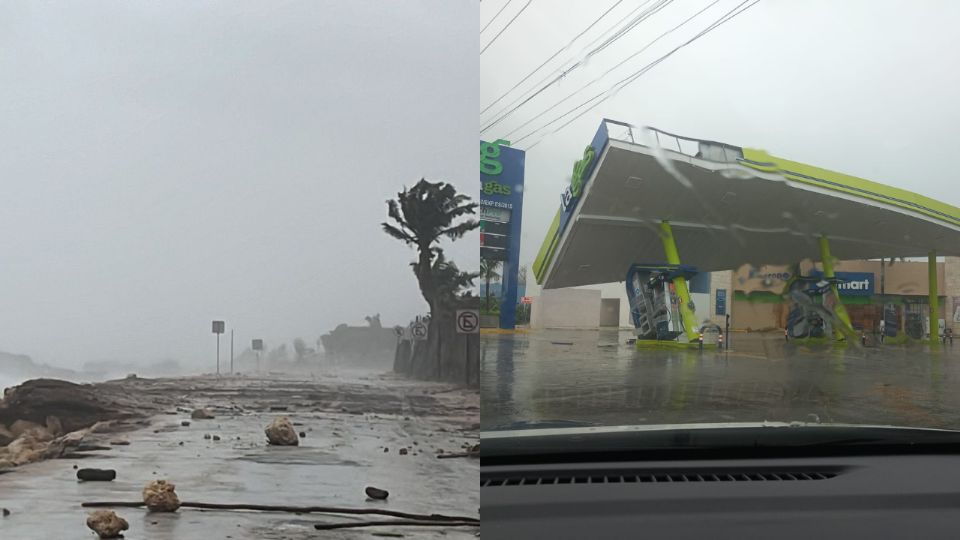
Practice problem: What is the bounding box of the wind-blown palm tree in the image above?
[382,179,479,313]
[480,258,501,311]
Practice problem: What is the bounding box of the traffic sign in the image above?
[393,325,404,337]
[252,339,264,351]
[456,310,479,334]
[411,321,428,340]
[212,320,225,334]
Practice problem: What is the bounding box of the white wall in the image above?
[530,288,602,329]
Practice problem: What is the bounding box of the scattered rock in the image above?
[264,417,299,446]
[86,509,129,539]
[383,447,389,453]
[365,486,389,500]
[399,448,408,456]
[110,440,130,446]
[73,464,78,469]
[125,373,137,379]
[269,406,288,412]
[143,480,180,512]
[298,431,306,438]
[77,468,116,482]
[180,421,190,427]
[191,409,215,420]
[2,508,10,517]
[212,435,221,441]
[203,434,211,440]
[178,441,184,446]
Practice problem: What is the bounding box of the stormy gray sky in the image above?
[481,0,960,292]
[0,0,478,369]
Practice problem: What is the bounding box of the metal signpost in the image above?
[212,320,225,375]
[457,310,479,385]
[252,339,263,372]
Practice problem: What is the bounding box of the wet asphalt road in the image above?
[0,373,478,539]
[481,329,960,431]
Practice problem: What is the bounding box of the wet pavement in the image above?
[0,372,479,539]
[481,329,960,431]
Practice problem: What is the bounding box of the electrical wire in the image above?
[502,0,723,141]
[519,0,761,150]
[481,0,534,55]
[481,0,671,133]
[480,0,624,116]
[481,0,513,35]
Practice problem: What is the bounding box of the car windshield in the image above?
[479,0,960,440]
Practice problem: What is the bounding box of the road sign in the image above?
[252,339,263,351]
[715,289,727,315]
[212,320,225,334]
[393,325,404,337]
[411,321,428,340]
[456,310,479,334]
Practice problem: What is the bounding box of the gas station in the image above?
[531,119,960,347]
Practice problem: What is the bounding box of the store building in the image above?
[732,258,960,335]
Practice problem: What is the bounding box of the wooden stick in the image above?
[314,519,479,531]
[80,501,478,523]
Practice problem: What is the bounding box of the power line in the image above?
[520,0,761,149]
[480,0,624,116]
[481,0,654,121]
[481,0,534,56]
[481,0,671,133]
[504,0,726,142]
[481,0,514,35]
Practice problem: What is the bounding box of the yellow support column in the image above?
[659,221,701,342]
[818,235,854,340]
[929,250,939,346]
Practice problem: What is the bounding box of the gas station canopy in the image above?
[534,120,960,290]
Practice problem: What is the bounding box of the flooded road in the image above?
[0,372,479,539]
[481,330,960,431]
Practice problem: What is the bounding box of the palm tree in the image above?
[382,179,479,380]
[382,179,478,313]
[480,258,502,311]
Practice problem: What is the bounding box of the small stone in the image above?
[365,486,389,500]
[403,416,410,421]
[2,508,10,517]
[203,434,211,440]
[413,441,418,446]
[110,440,130,446]
[143,479,180,512]
[383,447,389,453]
[181,421,191,427]
[212,435,221,441]
[178,441,184,446]
[299,431,306,438]
[191,408,215,420]
[77,468,116,482]
[86,509,129,539]
[73,464,79,469]
[399,448,408,456]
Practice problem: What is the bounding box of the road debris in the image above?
[190,408,215,420]
[365,486,389,500]
[142,480,180,512]
[77,468,116,482]
[264,416,298,446]
[86,509,129,539]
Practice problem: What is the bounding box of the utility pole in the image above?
[230,329,235,374]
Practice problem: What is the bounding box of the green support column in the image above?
[659,221,701,342]
[929,250,939,346]
[818,235,854,340]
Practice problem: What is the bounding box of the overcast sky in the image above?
[0,0,478,369]
[481,0,960,292]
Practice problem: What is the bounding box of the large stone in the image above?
[86,509,129,539]
[264,417,299,446]
[142,479,180,512]
[0,424,13,447]
[9,419,43,438]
